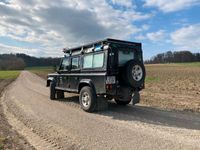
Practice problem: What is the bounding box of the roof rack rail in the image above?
[63,38,141,53]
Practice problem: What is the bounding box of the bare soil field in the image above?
[141,63,200,112]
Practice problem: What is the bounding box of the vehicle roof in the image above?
[63,38,141,53]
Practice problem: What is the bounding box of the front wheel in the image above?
[50,81,56,100]
[79,86,97,112]
[57,90,64,99]
[114,99,131,105]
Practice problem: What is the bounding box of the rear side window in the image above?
[93,53,104,68]
[83,53,104,68]
[83,55,93,68]
[72,57,79,69]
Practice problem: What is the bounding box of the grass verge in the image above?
[0,71,34,150]
[0,71,19,150]
[0,138,6,150]
[0,79,15,150]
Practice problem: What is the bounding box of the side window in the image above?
[83,53,104,68]
[72,57,79,69]
[60,58,70,71]
[83,55,93,68]
[93,53,104,68]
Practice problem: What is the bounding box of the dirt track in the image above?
[1,71,200,150]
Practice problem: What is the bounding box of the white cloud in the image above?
[0,43,38,56]
[110,0,134,8]
[146,30,166,42]
[144,0,200,12]
[134,29,167,42]
[171,24,200,51]
[141,24,150,31]
[0,0,152,57]
[134,34,146,41]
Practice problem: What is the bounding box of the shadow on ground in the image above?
[58,96,200,130]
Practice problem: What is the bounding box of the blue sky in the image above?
[0,0,200,60]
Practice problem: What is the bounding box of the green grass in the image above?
[0,71,20,79]
[145,76,159,83]
[26,66,54,74]
[0,137,6,150]
[146,62,200,67]
[26,66,54,70]
[174,62,200,67]
[26,66,55,79]
[26,66,54,73]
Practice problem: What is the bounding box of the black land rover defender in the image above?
[47,38,145,112]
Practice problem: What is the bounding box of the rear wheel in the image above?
[50,81,56,100]
[79,86,97,112]
[114,99,131,105]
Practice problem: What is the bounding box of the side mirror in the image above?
[56,66,60,71]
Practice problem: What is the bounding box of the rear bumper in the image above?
[105,85,141,104]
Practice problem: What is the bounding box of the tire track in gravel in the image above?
[1,71,200,150]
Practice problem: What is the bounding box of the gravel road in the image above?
[1,71,200,150]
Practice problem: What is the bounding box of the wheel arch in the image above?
[46,77,55,87]
[78,79,96,94]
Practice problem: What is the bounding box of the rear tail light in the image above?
[106,84,112,90]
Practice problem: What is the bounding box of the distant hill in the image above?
[0,53,61,70]
[145,51,200,64]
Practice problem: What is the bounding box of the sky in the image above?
[0,0,200,60]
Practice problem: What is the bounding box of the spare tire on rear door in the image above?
[122,60,145,88]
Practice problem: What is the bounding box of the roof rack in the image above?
[63,38,141,53]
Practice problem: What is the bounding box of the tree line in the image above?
[145,51,200,64]
[15,53,61,67]
[1,51,200,70]
[0,53,61,70]
[0,54,26,70]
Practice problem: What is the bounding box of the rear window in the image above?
[118,50,134,66]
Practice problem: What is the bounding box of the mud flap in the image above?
[132,91,140,105]
[96,96,108,111]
